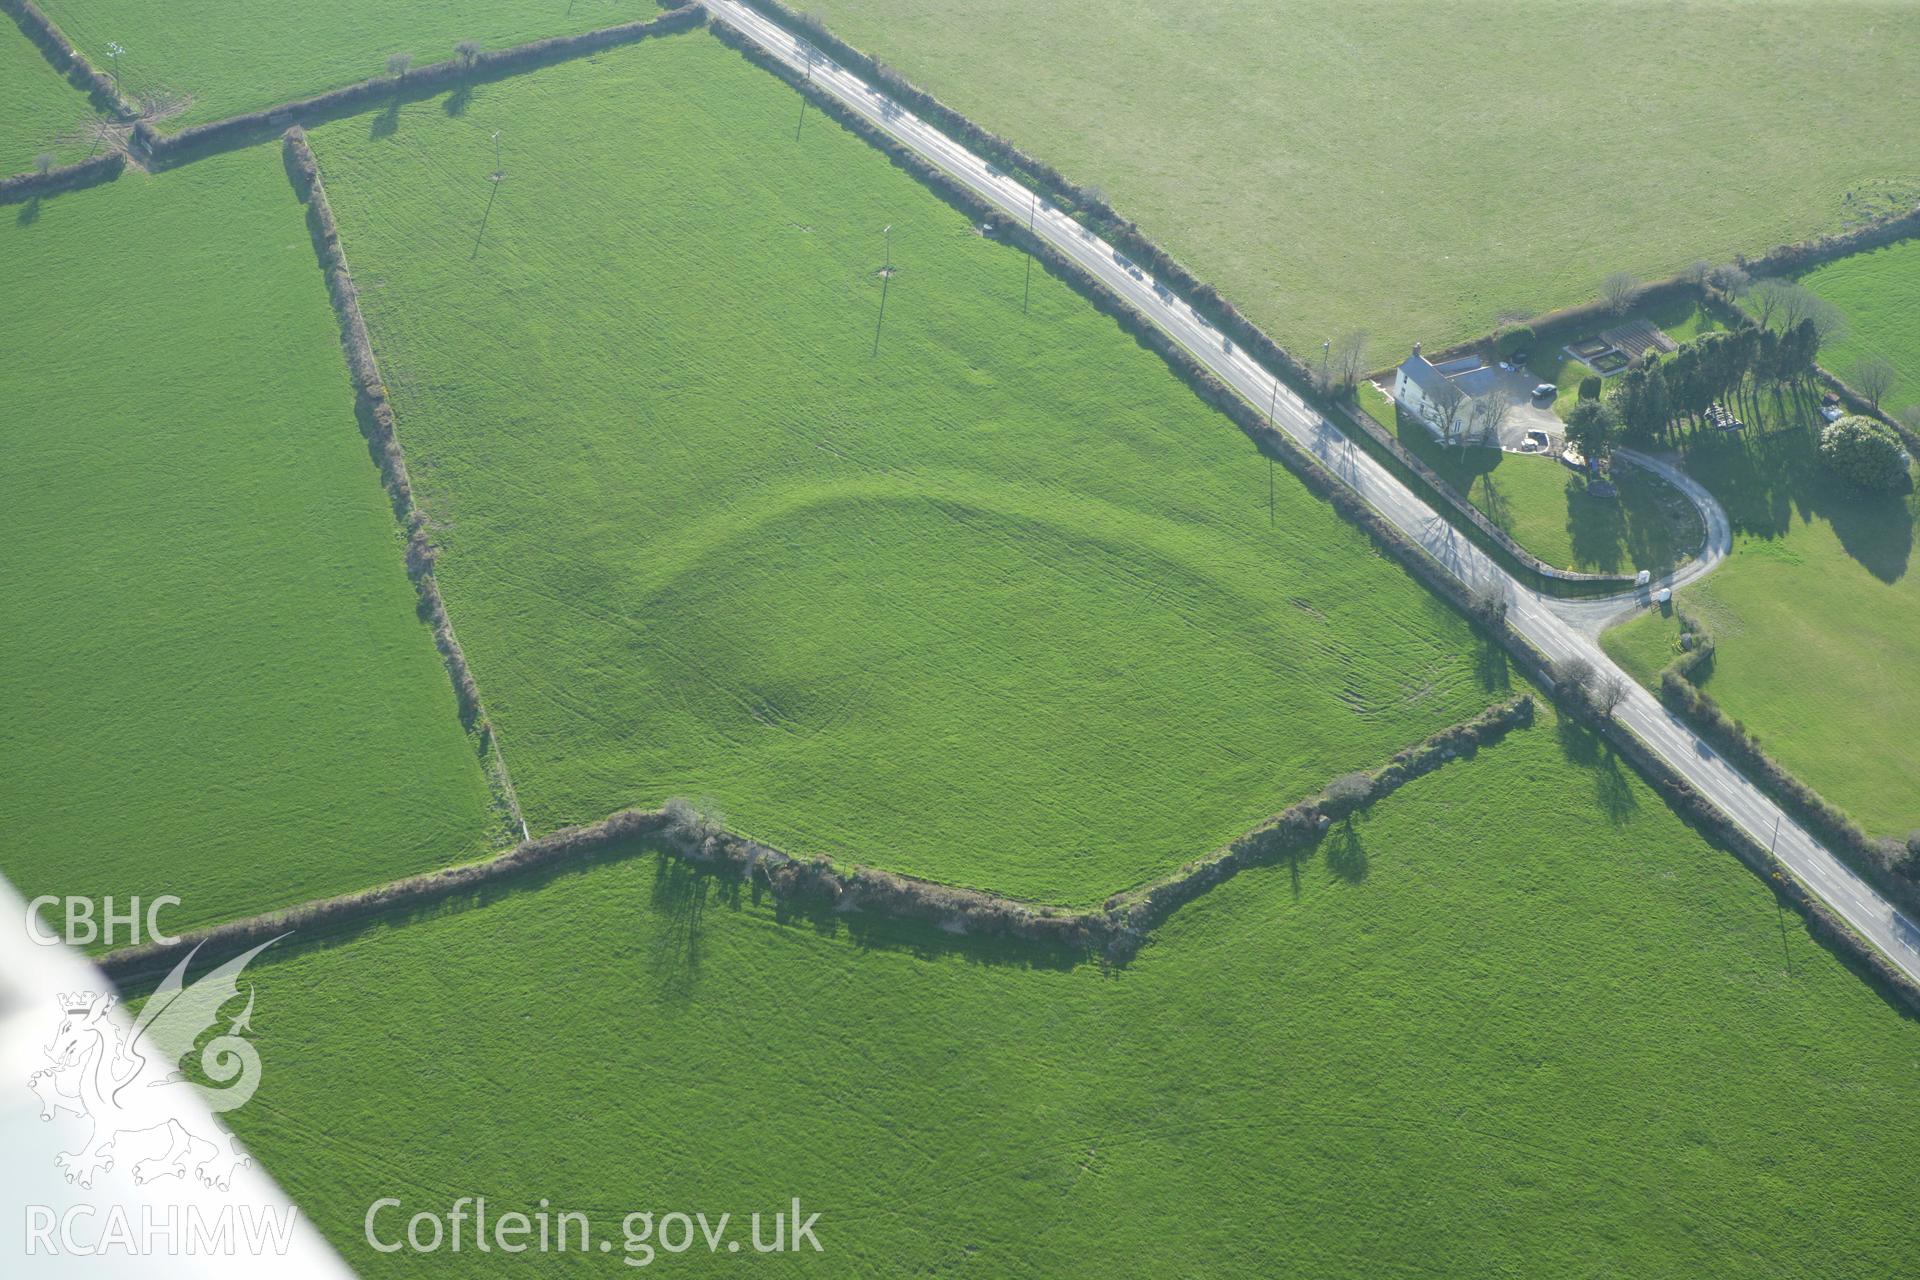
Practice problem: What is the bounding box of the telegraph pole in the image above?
[1022,191,1036,314]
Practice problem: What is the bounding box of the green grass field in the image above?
[1602,401,1919,836]
[1358,384,1703,575]
[0,150,501,934]
[300,32,1495,906]
[807,0,1920,357]
[1,24,101,173]
[1796,236,1920,417]
[225,695,1920,1277]
[35,0,631,128]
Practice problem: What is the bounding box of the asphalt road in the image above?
[712,0,1920,984]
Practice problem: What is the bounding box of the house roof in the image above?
[1396,351,1453,401]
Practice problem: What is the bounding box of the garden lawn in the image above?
[0,23,101,173]
[304,32,1493,906]
[1359,383,1703,575]
[1601,397,1919,835]
[1796,236,1920,417]
[34,0,632,128]
[0,149,501,935]
[804,0,1919,357]
[226,696,1920,1278]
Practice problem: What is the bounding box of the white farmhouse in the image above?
[1390,343,1457,431]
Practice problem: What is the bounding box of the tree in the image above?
[1594,672,1631,720]
[1563,398,1619,469]
[1427,377,1470,448]
[1494,322,1535,358]
[33,152,55,175]
[1683,261,1712,288]
[1743,276,1791,330]
[387,52,412,79]
[1324,772,1374,809]
[1898,404,1920,436]
[1600,271,1639,316]
[1609,367,1669,443]
[1468,585,1508,628]
[1578,375,1601,401]
[1709,264,1750,296]
[1329,329,1371,394]
[1469,392,1512,445]
[1553,657,1596,704]
[1852,356,1897,410]
[1819,416,1909,493]
[455,39,482,68]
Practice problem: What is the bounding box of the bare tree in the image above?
[1683,261,1712,288]
[1594,672,1631,720]
[1709,264,1750,296]
[1324,772,1375,809]
[1470,392,1513,446]
[1601,271,1640,316]
[1851,356,1897,410]
[1897,404,1920,435]
[1553,656,1596,703]
[33,152,54,175]
[1329,329,1371,393]
[1428,377,1470,447]
[387,52,412,79]
[1743,276,1790,329]
[455,39,482,68]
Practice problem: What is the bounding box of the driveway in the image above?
[1448,362,1562,449]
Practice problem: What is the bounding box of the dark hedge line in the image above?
[2,0,135,119]
[1101,695,1535,962]
[0,149,123,204]
[1738,204,1920,281]
[1561,670,1920,1018]
[102,698,1537,983]
[283,128,489,740]
[135,4,705,165]
[735,0,1338,402]
[1337,397,1635,589]
[1656,612,1920,920]
[100,807,678,984]
[712,19,1546,686]
[1399,276,1706,378]
[711,17,1920,1002]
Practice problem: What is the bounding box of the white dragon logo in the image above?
[27,937,281,1192]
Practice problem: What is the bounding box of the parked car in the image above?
[1532,383,1556,399]
[1820,405,1844,423]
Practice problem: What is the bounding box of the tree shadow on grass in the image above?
[1556,715,1638,826]
[370,98,401,139]
[649,851,737,1004]
[443,83,473,117]
[1474,629,1511,693]
[15,196,40,227]
[1565,476,1630,574]
[1680,396,1913,583]
[1324,820,1369,884]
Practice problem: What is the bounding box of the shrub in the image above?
[1818,415,1909,493]
[1323,772,1375,810]
[1578,375,1602,401]
[1494,322,1535,358]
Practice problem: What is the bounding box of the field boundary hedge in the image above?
[0,149,123,203]
[1653,609,1920,917]
[2,0,136,120]
[282,127,527,842]
[132,4,706,166]
[709,18,1537,669]
[1336,397,1636,590]
[98,697,1535,983]
[708,14,1920,1010]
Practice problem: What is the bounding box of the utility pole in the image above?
[872,224,893,356]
